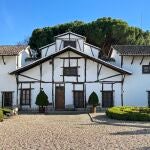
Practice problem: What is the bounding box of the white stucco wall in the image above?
[0,56,17,107]
[17,50,123,108]
[122,56,150,106]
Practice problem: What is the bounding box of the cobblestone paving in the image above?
[0,113,149,150]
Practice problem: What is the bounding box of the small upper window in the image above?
[64,41,76,48]
[142,65,150,74]
[63,67,78,76]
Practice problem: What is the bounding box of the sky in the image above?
[0,0,150,45]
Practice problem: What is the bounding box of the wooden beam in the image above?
[45,47,49,57]
[140,56,145,65]
[77,59,79,82]
[29,83,31,108]
[16,75,19,106]
[2,56,6,65]
[59,57,82,59]
[59,40,63,51]
[84,83,86,109]
[121,56,123,68]
[63,59,65,82]
[97,64,103,79]
[131,56,135,64]
[121,75,124,106]
[90,46,94,57]
[77,39,82,51]
[52,58,54,108]
[19,74,42,82]
[99,73,122,81]
[68,51,70,67]
[84,58,87,82]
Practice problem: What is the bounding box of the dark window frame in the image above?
[73,90,84,108]
[63,67,78,76]
[2,92,13,107]
[142,65,150,74]
[20,89,31,106]
[63,40,76,48]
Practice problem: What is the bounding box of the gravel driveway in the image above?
[0,113,149,150]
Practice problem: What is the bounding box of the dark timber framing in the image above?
[140,56,145,65]
[10,46,131,110]
[2,56,6,65]
[131,56,135,64]
[52,58,54,108]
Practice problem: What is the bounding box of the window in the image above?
[142,65,150,74]
[63,67,78,76]
[148,91,150,107]
[64,41,76,48]
[20,89,31,105]
[2,92,12,107]
[102,91,113,107]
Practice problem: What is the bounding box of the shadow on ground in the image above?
[90,113,150,129]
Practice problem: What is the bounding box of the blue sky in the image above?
[0,0,150,45]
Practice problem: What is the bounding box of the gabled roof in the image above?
[84,42,101,50]
[0,45,27,56]
[54,31,86,40]
[39,42,56,50]
[10,46,131,75]
[112,45,150,56]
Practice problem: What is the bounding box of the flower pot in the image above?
[39,106,45,113]
[90,106,96,113]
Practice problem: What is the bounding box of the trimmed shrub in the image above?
[0,110,3,122]
[88,92,99,107]
[106,107,150,121]
[35,90,49,107]
[2,108,12,115]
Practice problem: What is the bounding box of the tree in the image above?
[35,90,49,113]
[28,17,150,57]
[88,92,99,113]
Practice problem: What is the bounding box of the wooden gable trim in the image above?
[10,47,131,75]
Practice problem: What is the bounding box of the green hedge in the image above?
[0,110,3,122]
[106,107,150,121]
[0,108,12,122]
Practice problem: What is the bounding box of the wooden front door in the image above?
[102,91,113,107]
[55,86,65,110]
[74,91,84,108]
[2,92,12,107]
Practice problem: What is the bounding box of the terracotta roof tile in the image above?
[0,45,27,56]
[112,45,150,55]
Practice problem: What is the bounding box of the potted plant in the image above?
[88,92,99,113]
[35,89,49,113]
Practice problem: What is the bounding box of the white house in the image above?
[1,32,149,111]
[0,45,34,108]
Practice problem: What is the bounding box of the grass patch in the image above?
[106,106,150,121]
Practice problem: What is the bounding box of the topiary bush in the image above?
[106,107,150,121]
[88,92,99,113]
[35,90,49,113]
